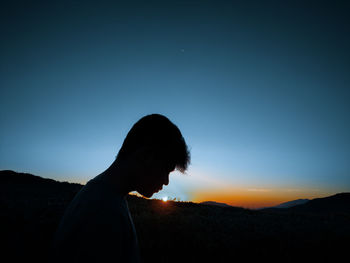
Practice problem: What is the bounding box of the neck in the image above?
[99,160,133,196]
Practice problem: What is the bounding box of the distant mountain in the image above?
[0,170,57,184]
[0,170,81,186]
[261,193,350,215]
[2,170,349,216]
[200,201,232,208]
[290,193,350,214]
[273,199,310,209]
[1,170,350,263]
[0,170,82,208]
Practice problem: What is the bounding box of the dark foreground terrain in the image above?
[1,170,349,263]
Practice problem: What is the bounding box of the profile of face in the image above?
[135,153,175,198]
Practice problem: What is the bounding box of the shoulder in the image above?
[58,178,127,233]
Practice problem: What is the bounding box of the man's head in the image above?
[114,114,190,198]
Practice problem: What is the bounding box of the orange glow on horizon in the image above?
[190,187,332,209]
[174,170,334,209]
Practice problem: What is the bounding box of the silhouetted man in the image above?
[52,114,190,263]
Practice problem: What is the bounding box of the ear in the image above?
[132,146,156,166]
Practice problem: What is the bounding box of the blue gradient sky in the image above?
[1,0,349,207]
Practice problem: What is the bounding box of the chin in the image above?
[138,190,155,199]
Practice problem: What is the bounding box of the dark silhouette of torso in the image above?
[52,174,140,263]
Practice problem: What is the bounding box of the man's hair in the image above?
[116,114,190,173]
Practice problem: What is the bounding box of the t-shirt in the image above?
[51,175,141,263]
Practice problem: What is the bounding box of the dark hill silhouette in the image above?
[290,193,350,214]
[272,198,310,209]
[261,193,350,215]
[0,170,82,210]
[0,170,81,187]
[200,201,233,208]
[1,170,57,184]
[1,170,349,263]
[0,170,83,263]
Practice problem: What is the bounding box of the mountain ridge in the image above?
[1,170,349,215]
[290,192,350,214]
[261,193,350,214]
[200,201,232,208]
[1,170,349,263]
[0,170,81,186]
[269,198,310,209]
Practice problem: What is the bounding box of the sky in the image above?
[1,0,350,208]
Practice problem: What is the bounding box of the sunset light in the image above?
[2,0,349,209]
[1,2,349,262]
